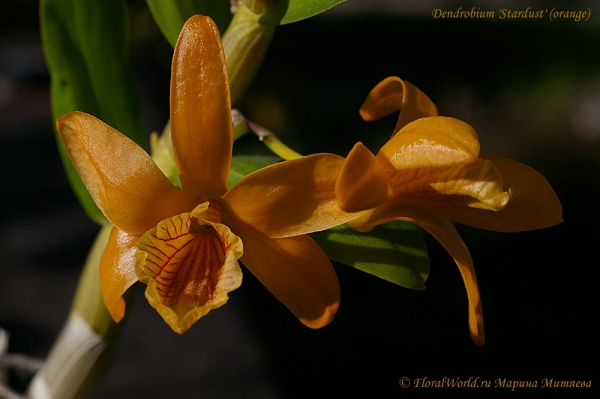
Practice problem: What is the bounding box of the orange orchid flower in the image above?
[336,77,563,345]
[56,15,356,334]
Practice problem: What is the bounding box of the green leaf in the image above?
[146,0,233,47]
[258,0,347,25]
[41,0,146,223]
[311,222,430,290]
[228,155,281,188]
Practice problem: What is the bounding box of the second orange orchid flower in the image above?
[336,77,563,345]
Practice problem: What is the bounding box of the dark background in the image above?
[1,0,598,397]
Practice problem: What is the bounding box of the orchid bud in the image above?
[223,3,275,105]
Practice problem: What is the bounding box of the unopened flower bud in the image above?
[223,3,275,105]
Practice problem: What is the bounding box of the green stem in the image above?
[25,225,133,399]
[246,120,303,160]
[231,109,302,160]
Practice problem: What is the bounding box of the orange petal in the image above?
[420,154,563,232]
[225,214,339,328]
[359,76,438,136]
[221,154,359,238]
[57,111,194,236]
[377,116,480,171]
[335,142,391,212]
[386,158,513,211]
[136,203,243,334]
[170,15,232,198]
[349,204,485,346]
[99,227,140,323]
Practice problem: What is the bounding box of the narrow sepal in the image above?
[348,205,485,346]
[171,15,233,197]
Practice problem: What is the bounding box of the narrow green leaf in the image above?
[146,0,233,47]
[258,0,347,25]
[228,155,281,188]
[41,0,146,222]
[312,222,430,290]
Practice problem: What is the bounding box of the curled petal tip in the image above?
[359,76,438,135]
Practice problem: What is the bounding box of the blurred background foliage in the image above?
[1,0,598,397]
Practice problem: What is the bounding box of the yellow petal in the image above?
[222,154,359,238]
[349,205,485,346]
[57,111,194,236]
[421,154,563,232]
[99,227,140,323]
[386,158,512,211]
[225,214,339,328]
[170,15,233,198]
[359,76,438,136]
[335,142,391,212]
[377,116,480,171]
[136,203,243,334]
